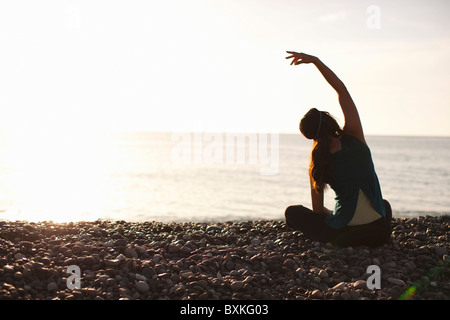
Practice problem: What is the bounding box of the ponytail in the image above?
[300,108,343,192]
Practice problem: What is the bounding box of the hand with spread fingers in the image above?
[285,51,318,65]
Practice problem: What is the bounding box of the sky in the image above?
[1,0,449,136]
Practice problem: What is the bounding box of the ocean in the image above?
[0,131,449,223]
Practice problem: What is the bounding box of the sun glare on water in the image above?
[1,129,114,223]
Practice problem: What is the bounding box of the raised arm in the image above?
[286,51,366,144]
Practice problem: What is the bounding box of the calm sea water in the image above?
[0,132,449,222]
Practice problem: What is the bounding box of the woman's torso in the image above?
[325,134,386,229]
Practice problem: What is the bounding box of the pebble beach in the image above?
[0,216,448,300]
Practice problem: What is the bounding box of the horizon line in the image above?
[1,129,449,139]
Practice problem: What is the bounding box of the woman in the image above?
[284,51,392,247]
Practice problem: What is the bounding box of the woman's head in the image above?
[299,108,342,141]
[300,108,343,192]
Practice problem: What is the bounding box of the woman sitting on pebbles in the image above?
[284,51,392,247]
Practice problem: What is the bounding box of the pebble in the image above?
[79,235,91,242]
[124,247,138,258]
[206,226,221,233]
[14,253,25,260]
[104,259,121,267]
[0,216,447,300]
[117,254,126,261]
[311,289,322,299]
[434,246,447,256]
[388,278,406,286]
[318,270,328,278]
[135,274,147,281]
[21,241,33,250]
[230,281,244,291]
[83,256,95,266]
[114,239,127,247]
[98,275,110,283]
[135,281,150,294]
[251,239,261,246]
[3,265,14,273]
[332,282,347,291]
[180,271,193,280]
[353,280,367,289]
[47,282,58,291]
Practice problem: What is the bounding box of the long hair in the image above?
[299,108,343,192]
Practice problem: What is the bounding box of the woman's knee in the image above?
[284,205,306,220]
[383,200,392,220]
[284,205,306,230]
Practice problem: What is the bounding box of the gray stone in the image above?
[135,281,150,293]
[47,282,58,291]
[388,277,406,286]
[14,253,26,260]
[250,238,261,246]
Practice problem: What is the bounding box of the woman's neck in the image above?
[329,137,341,154]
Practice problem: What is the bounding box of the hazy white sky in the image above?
[1,0,449,136]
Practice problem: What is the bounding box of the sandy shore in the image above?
[0,216,448,300]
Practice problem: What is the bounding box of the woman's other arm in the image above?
[310,176,333,215]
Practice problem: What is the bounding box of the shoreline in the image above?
[0,215,448,300]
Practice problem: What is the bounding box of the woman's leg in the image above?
[332,219,387,247]
[284,205,337,243]
[332,200,393,247]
